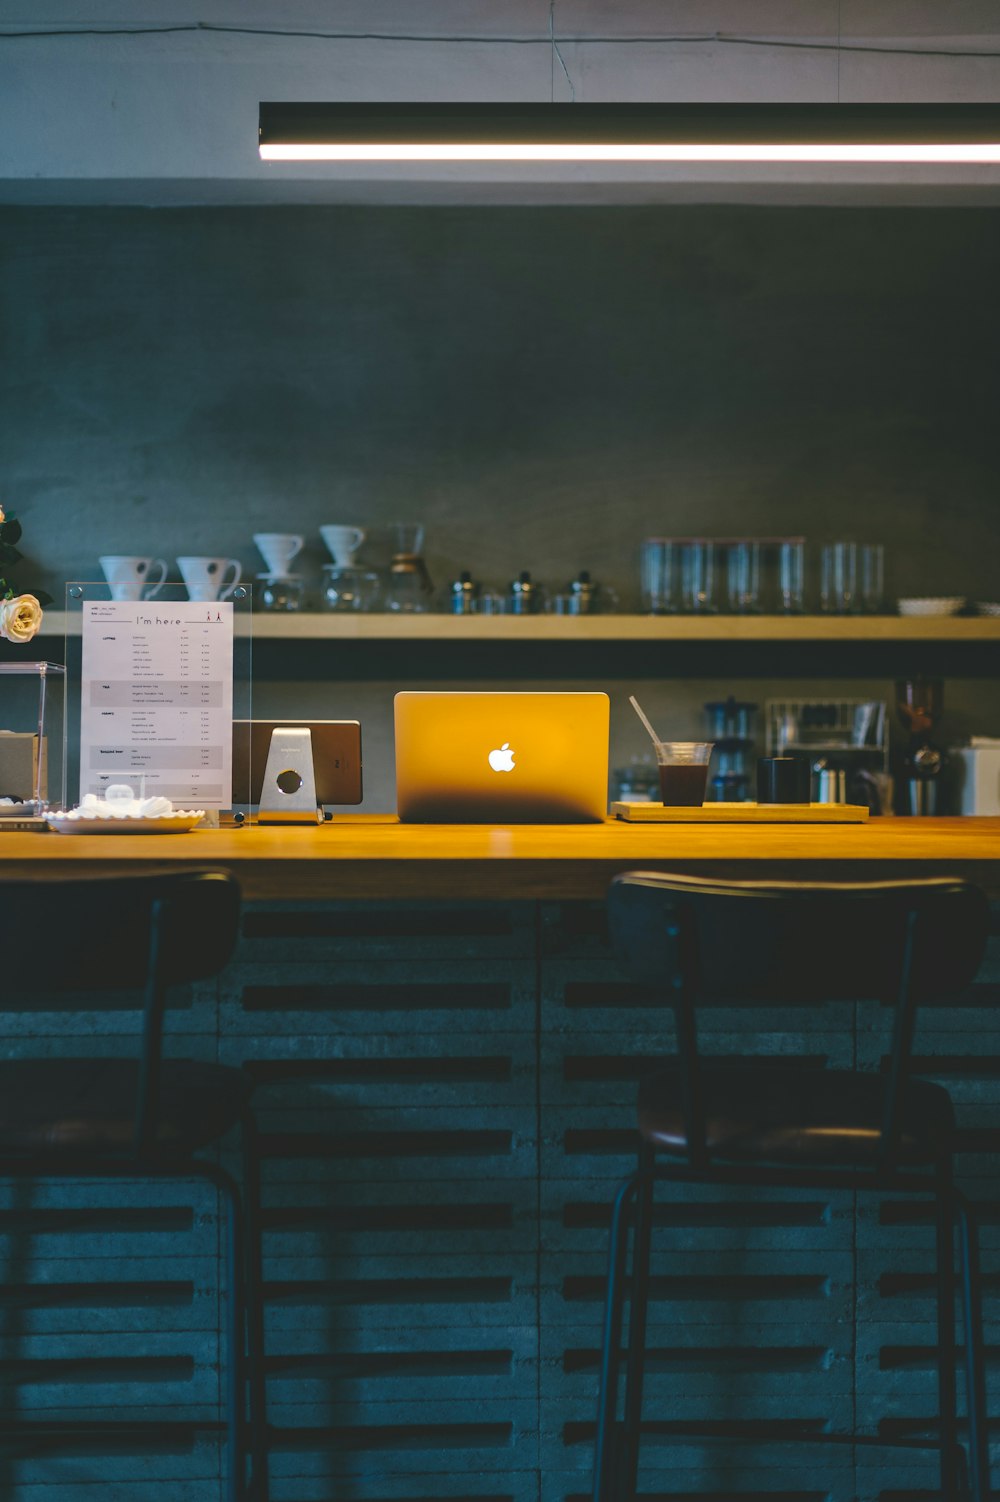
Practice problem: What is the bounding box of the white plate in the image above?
[976,602,1000,617]
[897,597,965,616]
[46,813,205,836]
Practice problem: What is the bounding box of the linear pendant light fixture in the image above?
[259,103,1000,164]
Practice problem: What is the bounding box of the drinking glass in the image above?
[725,540,760,613]
[860,543,885,613]
[654,741,714,805]
[679,540,716,613]
[640,539,676,614]
[474,591,507,615]
[820,542,858,614]
[778,539,805,613]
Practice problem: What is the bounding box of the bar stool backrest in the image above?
[0,870,241,994]
[607,872,990,1169]
[0,870,242,1155]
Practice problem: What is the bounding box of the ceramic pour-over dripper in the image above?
[320,526,367,567]
[254,533,303,576]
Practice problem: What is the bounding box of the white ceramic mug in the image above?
[99,555,168,602]
[253,532,304,576]
[320,525,366,567]
[177,556,243,602]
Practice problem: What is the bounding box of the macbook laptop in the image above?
[394,691,609,823]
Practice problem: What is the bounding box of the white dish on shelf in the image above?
[46,812,206,835]
[897,597,965,617]
[975,602,1000,617]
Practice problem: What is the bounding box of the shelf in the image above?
[36,612,1000,642]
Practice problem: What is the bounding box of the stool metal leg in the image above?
[620,1142,656,1501]
[957,1198,991,1502]
[241,1109,270,1501]
[935,1157,960,1499]
[593,1174,639,1502]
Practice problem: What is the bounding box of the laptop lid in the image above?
[394,691,609,823]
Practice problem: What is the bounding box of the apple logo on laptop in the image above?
[488,742,515,773]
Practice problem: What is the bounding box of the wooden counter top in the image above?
[3,815,999,900]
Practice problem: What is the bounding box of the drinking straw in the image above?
[628,694,662,748]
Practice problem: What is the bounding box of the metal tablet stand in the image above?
[257,726,323,824]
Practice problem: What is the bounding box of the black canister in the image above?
[756,756,811,804]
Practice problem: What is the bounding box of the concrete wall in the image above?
[2,202,999,805]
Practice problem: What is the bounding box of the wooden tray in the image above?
[612,801,870,823]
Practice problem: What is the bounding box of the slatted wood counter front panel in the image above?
[1,899,998,1500]
[221,901,539,1502]
[0,976,224,1498]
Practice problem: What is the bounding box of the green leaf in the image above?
[0,518,22,545]
[0,545,23,567]
[34,590,53,607]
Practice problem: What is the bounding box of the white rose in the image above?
[0,594,44,643]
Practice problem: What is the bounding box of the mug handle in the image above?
[350,527,366,553]
[144,559,169,599]
[219,560,243,600]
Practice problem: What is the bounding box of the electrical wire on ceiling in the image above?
[0,23,999,59]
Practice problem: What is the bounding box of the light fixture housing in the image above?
[259,103,1000,164]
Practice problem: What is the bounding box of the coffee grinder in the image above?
[895,677,944,815]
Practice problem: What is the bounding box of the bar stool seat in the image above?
[638,1063,955,1165]
[0,1058,253,1153]
[592,872,994,1502]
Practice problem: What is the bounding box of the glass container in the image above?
[679,540,716,613]
[322,565,381,612]
[0,660,65,813]
[640,539,676,614]
[778,539,805,613]
[820,542,858,614]
[860,543,885,613]
[725,540,761,613]
[258,575,304,612]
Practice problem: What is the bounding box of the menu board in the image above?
[79,600,233,806]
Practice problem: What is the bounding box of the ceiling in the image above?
[3,0,1000,205]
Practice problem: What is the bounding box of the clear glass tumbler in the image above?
[725,540,761,613]
[820,542,858,614]
[640,539,676,614]
[860,543,885,613]
[679,540,716,613]
[778,539,805,613]
[654,741,714,806]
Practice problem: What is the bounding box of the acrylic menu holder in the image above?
[0,660,66,816]
[63,582,251,821]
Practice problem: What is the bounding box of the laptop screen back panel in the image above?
[394,692,609,823]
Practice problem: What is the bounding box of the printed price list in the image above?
[79,601,234,805]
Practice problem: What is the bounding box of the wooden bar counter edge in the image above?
[3,815,1000,901]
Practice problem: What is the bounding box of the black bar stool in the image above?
[0,870,266,1502]
[592,872,992,1502]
